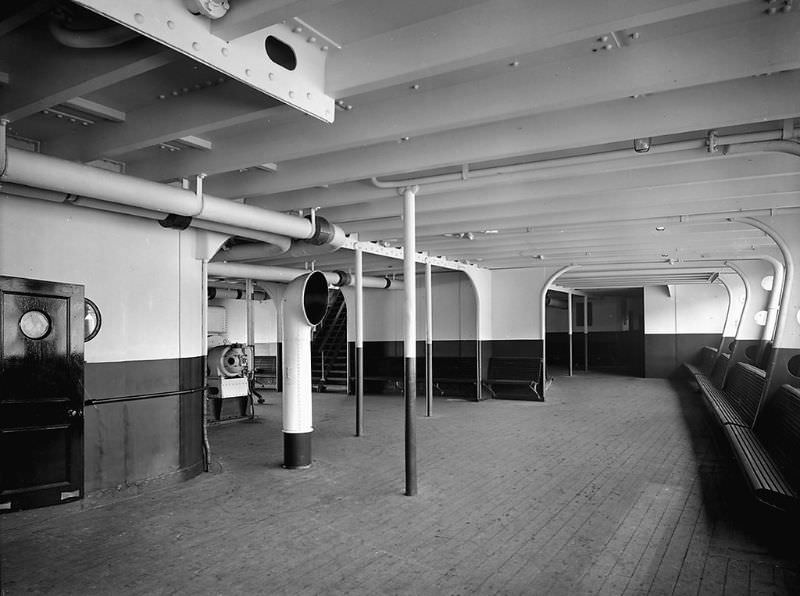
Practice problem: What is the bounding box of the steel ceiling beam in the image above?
[326,0,755,96]
[244,151,798,210]
[46,83,285,161]
[0,32,173,122]
[132,13,800,184]
[318,170,800,223]
[156,70,800,193]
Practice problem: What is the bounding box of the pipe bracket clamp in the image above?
[159,214,193,230]
[306,215,335,245]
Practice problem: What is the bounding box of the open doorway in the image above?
[312,288,348,393]
[546,288,644,377]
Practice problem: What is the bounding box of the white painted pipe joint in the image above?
[281,270,329,469]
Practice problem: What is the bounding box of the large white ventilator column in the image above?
[280,271,329,468]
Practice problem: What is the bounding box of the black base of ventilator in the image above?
[283,431,312,469]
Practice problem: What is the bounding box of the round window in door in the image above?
[84,298,101,342]
[19,310,52,340]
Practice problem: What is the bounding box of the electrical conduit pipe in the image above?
[1,147,343,244]
[207,262,403,289]
[281,271,329,468]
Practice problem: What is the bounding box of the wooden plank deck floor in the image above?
[2,373,799,595]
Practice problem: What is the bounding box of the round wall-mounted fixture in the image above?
[84,298,102,342]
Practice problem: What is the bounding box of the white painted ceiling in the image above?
[2,0,798,289]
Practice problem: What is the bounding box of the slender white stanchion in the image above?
[403,186,418,496]
[425,260,433,417]
[355,245,364,436]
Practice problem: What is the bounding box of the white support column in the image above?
[403,185,418,496]
[425,260,433,417]
[583,295,589,372]
[568,292,573,377]
[355,245,364,436]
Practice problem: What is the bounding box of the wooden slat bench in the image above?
[483,357,543,401]
[694,361,764,428]
[253,355,278,389]
[724,384,800,512]
[686,352,798,511]
[684,345,718,379]
[432,357,477,398]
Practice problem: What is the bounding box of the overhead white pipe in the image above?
[281,271,329,468]
[207,286,269,301]
[1,148,345,244]
[207,261,403,289]
[48,18,138,48]
[370,130,788,190]
[212,234,346,263]
[0,180,297,248]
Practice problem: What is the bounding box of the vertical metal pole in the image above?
[425,260,433,417]
[246,278,255,416]
[567,292,573,377]
[583,295,589,372]
[245,279,255,356]
[403,186,418,496]
[355,245,364,436]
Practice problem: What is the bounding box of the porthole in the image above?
[754,310,768,326]
[19,310,51,340]
[84,298,101,342]
[761,275,774,291]
[788,355,800,378]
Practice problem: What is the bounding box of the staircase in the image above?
[311,290,348,392]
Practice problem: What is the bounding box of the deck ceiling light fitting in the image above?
[633,137,651,153]
[655,226,666,232]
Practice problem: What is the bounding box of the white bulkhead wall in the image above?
[644,284,728,335]
[0,195,205,362]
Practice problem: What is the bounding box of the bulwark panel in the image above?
[83,357,204,492]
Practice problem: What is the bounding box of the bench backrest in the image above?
[709,352,730,389]
[253,355,277,374]
[697,346,718,376]
[724,362,766,427]
[433,357,476,378]
[755,384,800,490]
[487,357,542,380]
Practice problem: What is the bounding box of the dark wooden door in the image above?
[0,276,84,511]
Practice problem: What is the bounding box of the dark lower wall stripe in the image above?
[644,333,721,378]
[84,356,205,492]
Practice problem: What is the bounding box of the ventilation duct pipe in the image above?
[207,287,269,301]
[545,295,569,309]
[212,231,347,263]
[207,262,403,289]
[281,271,329,468]
[0,148,344,245]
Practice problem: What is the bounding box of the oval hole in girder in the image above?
[265,36,297,71]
